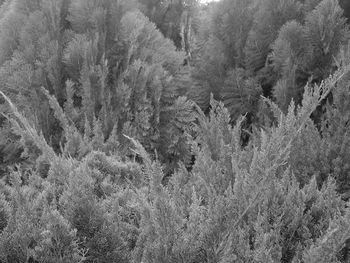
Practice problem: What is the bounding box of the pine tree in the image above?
[272,0,349,111]
[303,0,349,79]
[244,0,303,73]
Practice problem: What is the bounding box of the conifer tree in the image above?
[2,1,350,262]
[272,0,349,111]
[244,0,303,73]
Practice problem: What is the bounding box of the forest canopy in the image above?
[1,0,350,262]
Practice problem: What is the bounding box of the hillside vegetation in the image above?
[1,0,350,262]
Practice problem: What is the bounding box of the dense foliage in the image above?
[1,0,350,262]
